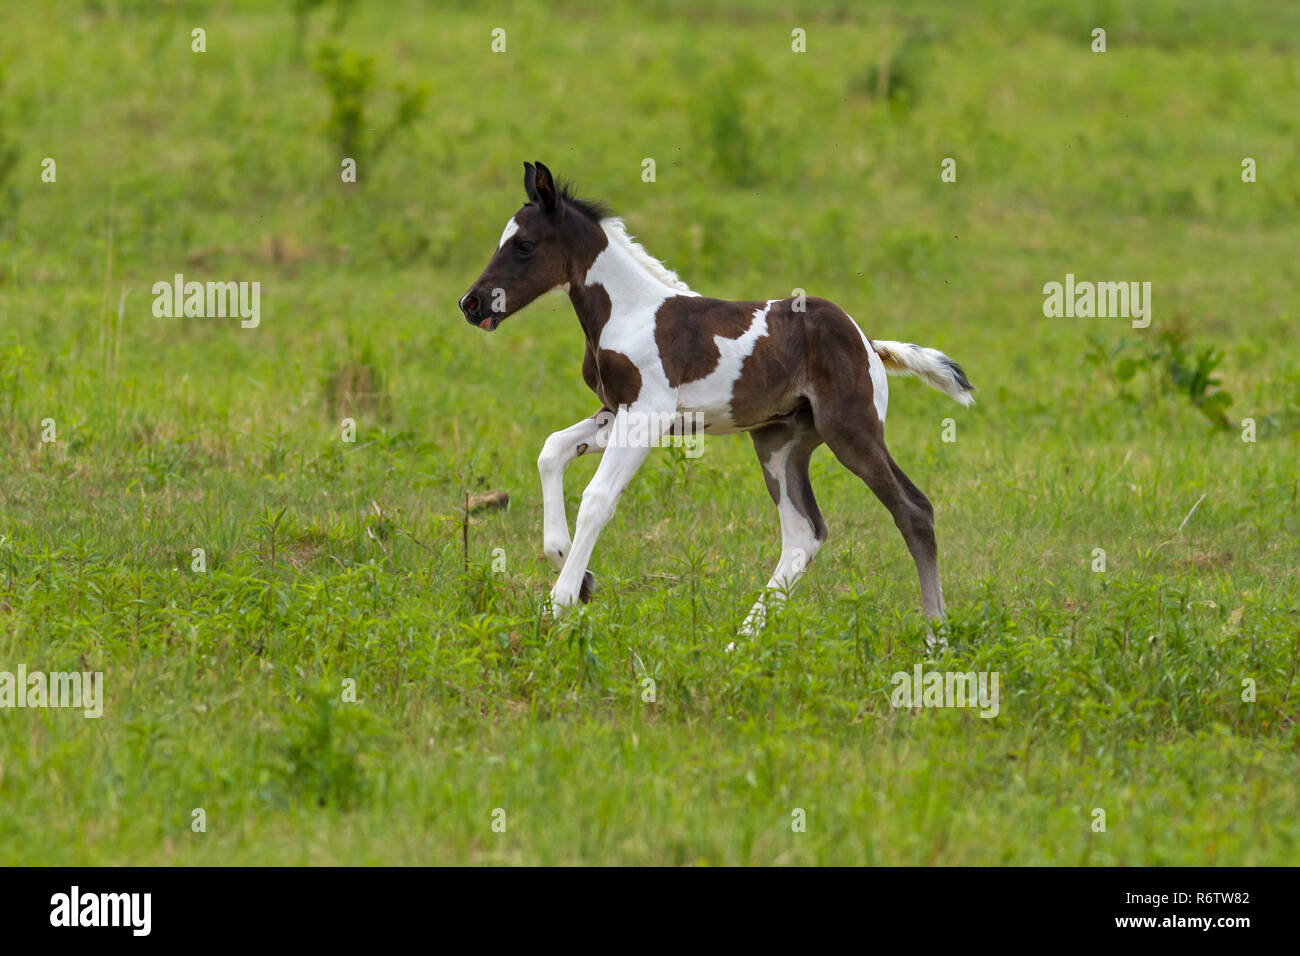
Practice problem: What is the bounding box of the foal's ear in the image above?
[533,161,558,213]
[523,161,539,203]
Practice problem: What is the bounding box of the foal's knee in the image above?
[543,540,568,567]
[537,434,568,478]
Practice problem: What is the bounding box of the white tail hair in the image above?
[870,339,976,406]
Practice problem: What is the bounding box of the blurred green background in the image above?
[0,0,1297,864]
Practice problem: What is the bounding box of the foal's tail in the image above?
[870,340,976,407]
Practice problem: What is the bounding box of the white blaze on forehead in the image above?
[498,216,520,249]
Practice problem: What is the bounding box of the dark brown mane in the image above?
[557,181,612,222]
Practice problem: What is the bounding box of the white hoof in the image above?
[547,590,578,619]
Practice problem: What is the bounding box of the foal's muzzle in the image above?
[459,289,500,331]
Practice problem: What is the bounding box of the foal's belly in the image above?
[675,395,745,435]
[676,384,801,436]
[675,375,750,434]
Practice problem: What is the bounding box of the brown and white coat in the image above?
[460,162,975,643]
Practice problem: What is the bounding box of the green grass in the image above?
[0,0,1298,864]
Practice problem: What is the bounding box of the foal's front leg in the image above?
[538,413,610,573]
[549,405,657,616]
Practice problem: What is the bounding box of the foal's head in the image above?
[459,161,607,331]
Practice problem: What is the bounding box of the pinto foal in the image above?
[460,162,975,642]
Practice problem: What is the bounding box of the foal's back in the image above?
[652,293,879,435]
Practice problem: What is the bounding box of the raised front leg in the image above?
[538,412,610,572]
[548,405,659,617]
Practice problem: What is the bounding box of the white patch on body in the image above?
[497,216,520,248]
[846,316,889,424]
[579,221,698,417]
[544,221,699,614]
[865,339,889,424]
[678,301,774,434]
[583,221,772,435]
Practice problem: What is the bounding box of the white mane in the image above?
[599,218,695,294]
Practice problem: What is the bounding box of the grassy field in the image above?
[0,0,1298,864]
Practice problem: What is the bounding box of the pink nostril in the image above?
[465,295,479,312]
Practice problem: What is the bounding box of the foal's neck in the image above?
[567,220,680,346]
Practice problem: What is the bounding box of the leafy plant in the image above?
[0,62,22,231]
[312,42,428,171]
[320,333,392,420]
[291,0,357,60]
[279,682,380,809]
[856,28,935,109]
[312,43,373,162]
[1088,326,1235,429]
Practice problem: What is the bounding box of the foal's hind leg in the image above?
[737,408,827,642]
[814,400,946,633]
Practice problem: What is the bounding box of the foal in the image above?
[460,162,975,641]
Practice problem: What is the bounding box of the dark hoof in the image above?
[578,570,596,603]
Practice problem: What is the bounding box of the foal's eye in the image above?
[516,240,535,257]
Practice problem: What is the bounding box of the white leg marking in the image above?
[549,406,658,617]
[538,415,609,572]
[735,439,822,643]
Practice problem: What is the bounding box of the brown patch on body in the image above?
[573,281,614,403]
[581,344,600,395]
[728,298,811,430]
[653,296,758,387]
[592,349,643,408]
[798,297,882,434]
[571,279,641,408]
[569,274,612,343]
